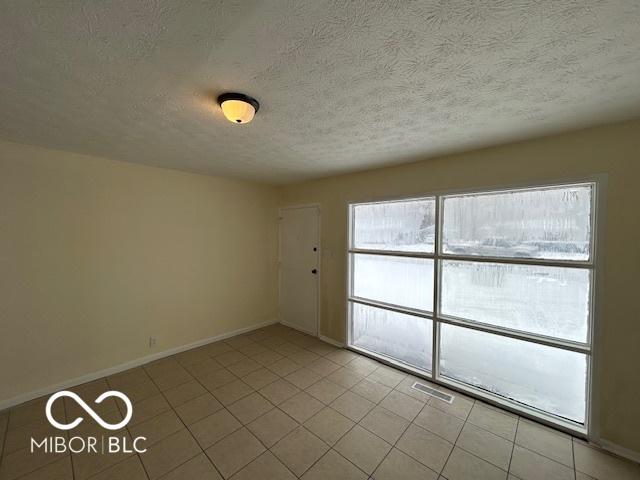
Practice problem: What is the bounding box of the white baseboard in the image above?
[279,320,317,337]
[319,334,344,348]
[276,319,344,348]
[9,317,638,465]
[0,319,278,411]
[598,439,640,464]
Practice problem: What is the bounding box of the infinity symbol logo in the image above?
[46,391,133,431]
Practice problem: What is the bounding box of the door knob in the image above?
[311,269,317,274]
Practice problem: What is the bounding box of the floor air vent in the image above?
[411,382,454,404]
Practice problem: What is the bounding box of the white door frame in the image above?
[278,203,321,337]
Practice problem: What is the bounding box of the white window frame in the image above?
[346,179,602,437]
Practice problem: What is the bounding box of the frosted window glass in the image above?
[440,324,586,423]
[352,302,432,371]
[441,261,590,342]
[353,254,434,311]
[353,198,435,252]
[442,185,592,260]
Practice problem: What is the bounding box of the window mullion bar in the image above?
[349,248,434,259]
[346,206,355,347]
[439,254,593,269]
[432,196,442,381]
[349,297,432,319]
[437,316,591,354]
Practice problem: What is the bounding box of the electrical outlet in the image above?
[149,337,156,348]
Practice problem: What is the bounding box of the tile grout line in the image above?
[85,453,139,480]
[292,420,359,478]
[135,416,203,477]
[3,326,608,479]
[456,404,529,476]
[155,399,216,479]
[318,366,449,477]
[18,397,74,480]
[4,333,360,479]
[0,344,435,479]
[135,335,271,478]
[106,375,152,480]
[437,398,579,476]
[380,382,538,476]
[8,398,73,480]
[438,400,468,478]
[572,438,577,480]
[80,343,238,479]
[76,383,145,480]
[139,329,327,479]
[302,361,447,477]
[235,331,341,478]
[260,348,371,478]
[292,373,389,478]
[63,395,77,480]
[358,378,431,478]
[507,416,520,476]
[144,345,245,480]
[4,364,452,479]
[259,343,356,478]
[268,424,327,478]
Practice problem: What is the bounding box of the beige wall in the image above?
[278,119,640,454]
[1,119,638,453]
[0,140,279,405]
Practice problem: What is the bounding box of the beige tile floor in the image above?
[1,324,639,480]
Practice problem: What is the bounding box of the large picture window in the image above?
[348,182,596,430]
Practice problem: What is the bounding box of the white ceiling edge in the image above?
[3,115,637,189]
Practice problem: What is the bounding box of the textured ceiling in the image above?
[1,1,639,184]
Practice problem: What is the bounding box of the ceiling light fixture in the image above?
[217,92,260,124]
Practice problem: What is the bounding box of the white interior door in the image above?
[279,206,319,335]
